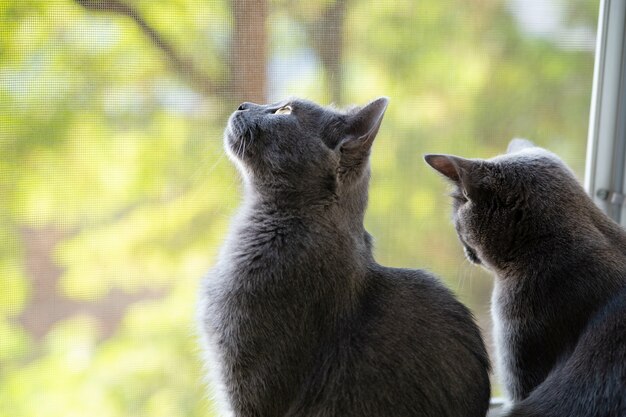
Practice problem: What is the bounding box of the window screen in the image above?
[0,0,599,414]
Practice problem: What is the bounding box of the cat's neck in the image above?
[241,181,372,262]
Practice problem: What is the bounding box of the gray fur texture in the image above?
[425,139,626,417]
[198,98,490,417]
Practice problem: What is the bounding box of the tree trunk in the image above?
[305,0,347,104]
[230,0,268,104]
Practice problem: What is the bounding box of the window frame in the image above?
[585,0,626,223]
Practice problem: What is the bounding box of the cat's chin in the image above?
[224,113,252,152]
[224,126,248,161]
[464,245,482,265]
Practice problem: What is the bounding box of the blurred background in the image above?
[0,0,599,415]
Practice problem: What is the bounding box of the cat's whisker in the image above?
[149,144,227,216]
[458,256,477,294]
[459,259,469,292]
[176,141,236,209]
[236,136,245,158]
[177,133,229,193]
[185,150,224,186]
[190,162,242,212]
[455,264,462,292]
[194,153,226,187]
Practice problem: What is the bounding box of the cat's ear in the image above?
[424,154,489,200]
[507,138,536,154]
[423,154,474,183]
[339,97,389,158]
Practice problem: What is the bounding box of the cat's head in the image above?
[425,139,584,271]
[224,97,388,208]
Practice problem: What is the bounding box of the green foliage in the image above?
[0,0,598,414]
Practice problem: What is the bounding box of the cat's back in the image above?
[307,265,491,417]
[508,286,626,417]
[368,265,482,337]
[371,265,489,369]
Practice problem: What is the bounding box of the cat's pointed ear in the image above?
[423,154,474,183]
[507,138,536,154]
[340,97,389,156]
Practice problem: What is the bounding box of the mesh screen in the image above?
[0,0,599,414]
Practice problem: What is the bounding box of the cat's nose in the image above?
[238,102,252,111]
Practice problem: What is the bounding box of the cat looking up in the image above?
[425,139,626,416]
[198,97,490,417]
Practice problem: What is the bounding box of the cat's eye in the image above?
[274,105,292,115]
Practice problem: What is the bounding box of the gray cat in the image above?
[198,97,490,417]
[425,139,626,417]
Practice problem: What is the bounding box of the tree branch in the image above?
[75,0,223,97]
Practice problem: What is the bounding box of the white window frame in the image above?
[585,0,626,223]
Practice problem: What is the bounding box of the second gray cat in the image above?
[198,98,490,417]
[426,139,626,417]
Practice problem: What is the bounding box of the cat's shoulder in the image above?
[582,285,626,345]
[369,265,462,306]
[371,264,437,283]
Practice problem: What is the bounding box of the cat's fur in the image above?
[425,139,626,417]
[198,98,490,417]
